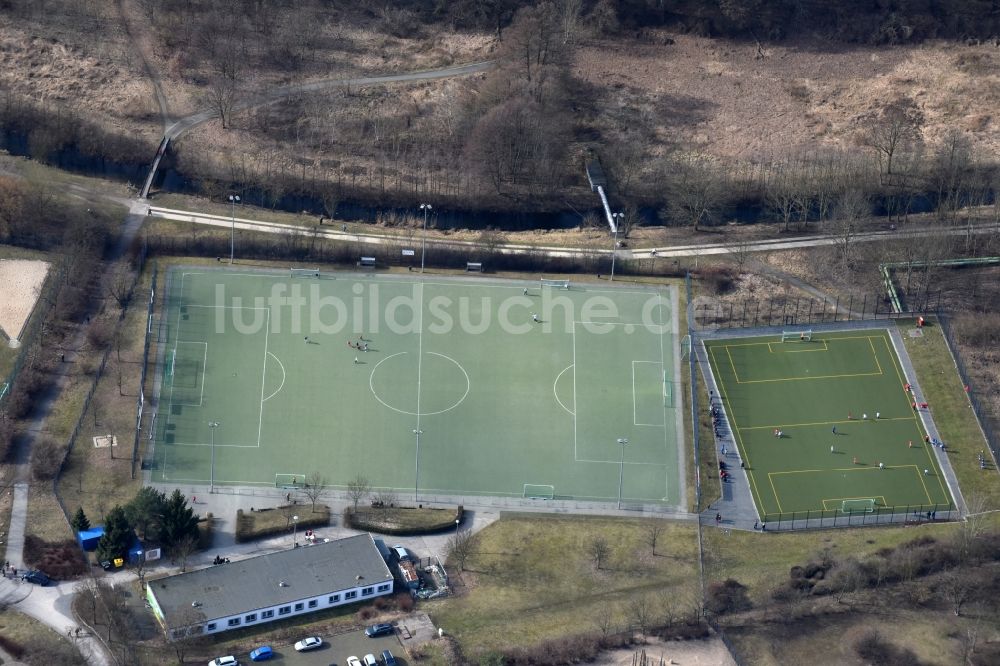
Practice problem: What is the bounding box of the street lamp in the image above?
[617,437,629,509]
[419,204,432,273]
[610,212,624,282]
[208,421,220,494]
[412,429,423,502]
[292,514,299,548]
[228,194,241,264]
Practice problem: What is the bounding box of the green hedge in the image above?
[235,505,331,543]
[343,505,463,536]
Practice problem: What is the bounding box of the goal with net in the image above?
[275,473,306,489]
[523,484,555,500]
[290,268,322,279]
[781,329,813,342]
[680,334,692,360]
[840,498,876,514]
[540,279,570,290]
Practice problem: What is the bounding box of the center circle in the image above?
[369,352,470,416]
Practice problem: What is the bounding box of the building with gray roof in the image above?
[146,533,393,638]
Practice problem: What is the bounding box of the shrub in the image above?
[31,435,64,480]
[22,535,88,580]
[854,629,920,665]
[234,506,328,543]
[705,578,752,615]
[394,592,414,612]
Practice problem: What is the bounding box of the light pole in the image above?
[208,421,220,494]
[228,194,240,264]
[412,429,423,502]
[617,437,629,509]
[419,204,431,273]
[610,212,624,282]
[292,514,299,548]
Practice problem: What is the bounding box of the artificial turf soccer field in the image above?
[705,330,955,520]
[151,268,684,506]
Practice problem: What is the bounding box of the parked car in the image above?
[365,623,393,638]
[20,571,51,586]
[249,646,273,661]
[381,649,398,666]
[208,657,238,666]
[363,655,377,666]
[294,636,323,652]
[346,657,362,666]
[391,545,412,562]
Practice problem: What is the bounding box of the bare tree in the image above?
[866,100,923,176]
[728,238,753,275]
[105,260,135,311]
[593,602,617,636]
[626,594,653,638]
[375,490,398,521]
[664,157,723,231]
[346,474,372,511]
[445,528,478,572]
[938,569,977,616]
[173,534,198,573]
[588,535,610,570]
[832,189,870,273]
[476,227,508,261]
[646,521,665,556]
[302,472,329,513]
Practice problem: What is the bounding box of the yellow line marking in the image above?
[740,416,912,431]
[768,339,829,353]
[821,495,887,510]
[734,370,883,384]
[770,466,890,476]
[913,462,934,505]
[711,349,769,514]
[725,345,742,383]
[867,336,884,376]
[717,335,875,349]
[768,473,784,513]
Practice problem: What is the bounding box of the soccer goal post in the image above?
[540,279,570,290]
[781,329,813,342]
[840,498,876,514]
[290,268,321,278]
[680,334,692,360]
[523,484,555,500]
[275,473,306,489]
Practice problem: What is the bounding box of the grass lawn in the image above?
[902,318,1000,510]
[705,329,953,520]
[428,514,699,655]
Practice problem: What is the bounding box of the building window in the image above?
[308,599,318,608]
[345,590,357,600]
[206,623,217,631]
[261,609,274,619]
[294,602,304,611]
[328,594,340,603]
[245,613,257,623]
[377,584,391,592]
[279,606,291,616]
[227,618,240,627]
[361,586,374,596]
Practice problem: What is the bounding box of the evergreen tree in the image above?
[125,486,166,541]
[70,506,91,533]
[96,505,132,563]
[160,490,200,552]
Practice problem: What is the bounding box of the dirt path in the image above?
[117,0,171,130]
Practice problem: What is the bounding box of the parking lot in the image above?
[230,629,405,665]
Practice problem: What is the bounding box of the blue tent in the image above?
[126,536,145,564]
[77,526,104,552]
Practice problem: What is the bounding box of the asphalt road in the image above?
[225,628,404,666]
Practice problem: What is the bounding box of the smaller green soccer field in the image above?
[705,330,955,520]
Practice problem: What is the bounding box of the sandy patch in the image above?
[93,435,119,449]
[595,637,736,666]
[0,259,49,343]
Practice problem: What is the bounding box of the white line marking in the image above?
[632,360,666,427]
[262,351,286,402]
[257,309,270,448]
[415,282,425,436]
[553,365,575,416]
[572,322,578,461]
[368,352,470,416]
[171,341,208,406]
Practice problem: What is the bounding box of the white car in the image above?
[346,657,362,666]
[208,658,238,666]
[363,655,377,666]
[293,636,323,652]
